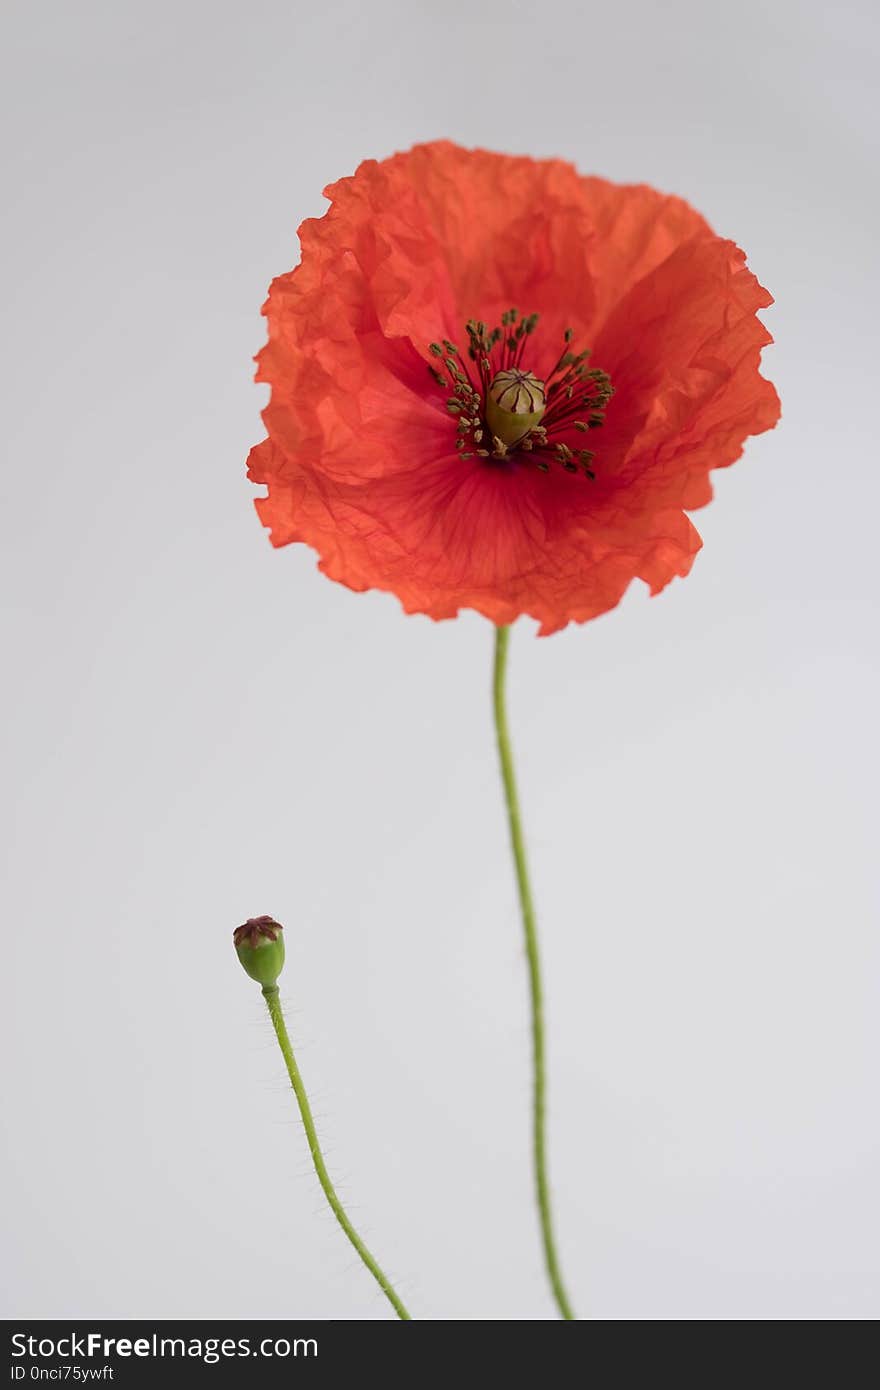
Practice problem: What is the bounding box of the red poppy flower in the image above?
[247,141,779,635]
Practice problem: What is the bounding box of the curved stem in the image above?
[261,984,411,1320]
[492,624,576,1320]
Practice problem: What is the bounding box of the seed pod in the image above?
[233,916,285,987]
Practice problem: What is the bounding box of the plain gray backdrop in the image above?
[2,0,878,1321]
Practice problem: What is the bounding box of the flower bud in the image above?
[233,915,285,986]
[484,369,546,446]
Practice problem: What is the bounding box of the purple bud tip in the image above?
[233,915,283,950]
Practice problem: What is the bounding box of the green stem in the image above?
[261,984,411,1320]
[492,624,576,1320]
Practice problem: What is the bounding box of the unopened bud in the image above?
[233,915,285,987]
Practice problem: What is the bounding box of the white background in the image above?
[2,0,878,1320]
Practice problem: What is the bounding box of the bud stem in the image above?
[260,984,411,1320]
[492,625,576,1320]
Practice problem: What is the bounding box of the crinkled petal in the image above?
[249,141,779,632]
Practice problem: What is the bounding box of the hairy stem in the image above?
[261,984,411,1320]
[492,624,576,1320]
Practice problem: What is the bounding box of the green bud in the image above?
[233,916,285,987]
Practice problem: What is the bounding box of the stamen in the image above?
[427,312,612,480]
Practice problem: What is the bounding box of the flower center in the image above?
[427,310,613,478]
[486,369,546,446]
